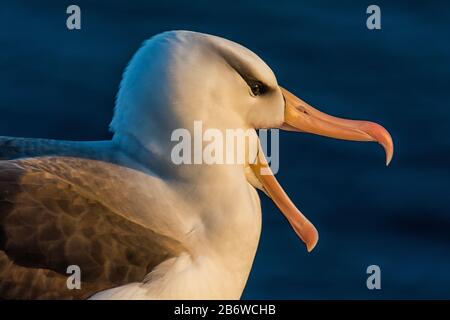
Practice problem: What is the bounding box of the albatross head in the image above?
[110,30,394,253]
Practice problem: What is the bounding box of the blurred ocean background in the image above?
[0,1,449,299]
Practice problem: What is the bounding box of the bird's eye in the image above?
[248,80,266,97]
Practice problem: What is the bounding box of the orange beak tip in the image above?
[307,243,316,253]
[385,154,391,166]
[381,142,394,166]
[304,224,319,253]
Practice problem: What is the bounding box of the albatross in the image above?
[0,31,393,299]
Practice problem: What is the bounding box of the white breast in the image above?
[90,169,263,300]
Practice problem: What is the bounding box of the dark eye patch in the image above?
[245,77,268,97]
[215,44,270,97]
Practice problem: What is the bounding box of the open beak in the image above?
[250,87,394,252]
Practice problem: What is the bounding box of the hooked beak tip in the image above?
[378,133,394,166]
[386,144,394,166]
[386,155,392,166]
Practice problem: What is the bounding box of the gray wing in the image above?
[0,136,72,160]
[0,157,186,299]
[0,136,115,161]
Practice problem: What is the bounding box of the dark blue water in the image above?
[0,1,449,299]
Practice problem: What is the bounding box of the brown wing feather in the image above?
[0,159,185,299]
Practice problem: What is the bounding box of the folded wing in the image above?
[0,157,185,299]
